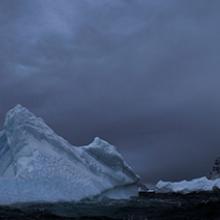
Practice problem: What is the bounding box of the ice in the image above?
[156,176,220,194]
[0,105,139,204]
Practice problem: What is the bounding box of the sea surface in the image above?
[0,192,220,220]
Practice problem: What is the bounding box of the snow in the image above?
[0,105,139,204]
[156,177,220,194]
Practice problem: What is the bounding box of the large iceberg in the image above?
[156,177,220,194]
[0,105,139,204]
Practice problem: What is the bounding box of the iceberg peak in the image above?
[88,137,121,157]
[93,137,103,144]
[92,137,111,147]
[7,104,30,116]
[4,105,54,136]
[11,104,26,111]
[3,105,57,152]
[5,104,37,128]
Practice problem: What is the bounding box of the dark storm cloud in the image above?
[1,0,220,183]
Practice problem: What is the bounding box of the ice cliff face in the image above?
[0,105,139,204]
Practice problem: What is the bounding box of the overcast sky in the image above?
[1,0,220,183]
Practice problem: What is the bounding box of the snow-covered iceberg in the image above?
[0,105,139,204]
[156,177,220,194]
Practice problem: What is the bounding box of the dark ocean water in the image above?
[0,192,220,220]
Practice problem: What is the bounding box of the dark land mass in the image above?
[0,192,220,220]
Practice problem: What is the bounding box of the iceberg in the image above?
[156,177,220,194]
[0,105,139,204]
